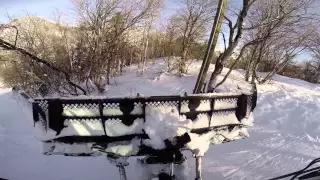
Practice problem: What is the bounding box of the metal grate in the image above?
[63,103,99,110]
[212,110,236,116]
[103,102,123,116]
[32,93,257,146]
[146,101,179,107]
[214,98,238,110]
[131,102,143,115]
[103,103,120,108]
[34,100,49,131]
[180,100,189,113]
[62,103,100,117]
[35,100,48,111]
[64,118,101,124]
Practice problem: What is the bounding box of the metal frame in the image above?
[31,92,257,180]
[33,93,256,143]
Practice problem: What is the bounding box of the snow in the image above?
[210,111,240,126]
[195,100,211,111]
[34,121,58,141]
[41,139,141,156]
[192,113,210,129]
[143,106,192,149]
[100,138,141,156]
[186,132,215,157]
[214,98,238,110]
[1,59,320,180]
[105,118,144,137]
[63,108,99,117]
[103,108,123,116]
[34,119,105,140]
[43,142,96,155]
[136,158,188,180]
[61,120,105,136]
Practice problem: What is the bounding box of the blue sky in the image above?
[0,0,75,24]
[0,0,313,60]
[0,0,178,24]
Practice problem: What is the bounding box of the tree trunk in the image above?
[193,0,227,93]
[107,57,111,85]
[245,62,251,82]
[142,32,149,74]
[207,0,251,92]
[129,49,133,67]
[251,63,258,84]
[180,47,188,74]
[207,57,223,91]
[245,46,258,81]
[251,41,266,84]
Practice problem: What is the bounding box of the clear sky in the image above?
[0,0,179,24]
[0,0,75,24]
[0,0,314,60]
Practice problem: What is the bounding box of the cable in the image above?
[290,157,320,180]
[269,157,320,180]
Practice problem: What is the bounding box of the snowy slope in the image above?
[0,59,319,180]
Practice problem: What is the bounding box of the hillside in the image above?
[0,59,319,180]
[0,16,149,49]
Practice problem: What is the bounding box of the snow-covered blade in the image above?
[32,91,257,156]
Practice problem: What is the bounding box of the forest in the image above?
[0,0,319,96]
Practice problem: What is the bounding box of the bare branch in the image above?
[221,32,227,51]
[215,38,262,89]
[0,38,87,95]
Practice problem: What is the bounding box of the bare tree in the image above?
[207,0,317,91]
[167,0,215,75]
[207,0,256,92]
[137,12,159,75]
[243,0,317,84]
[0,20,87,96]
[73,0,162,89]
[304,31,320,83]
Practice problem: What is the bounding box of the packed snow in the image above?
[0,59,320,180]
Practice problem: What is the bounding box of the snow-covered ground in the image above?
[0,59,319,180]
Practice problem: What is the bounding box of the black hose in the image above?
[269,157,320,180]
